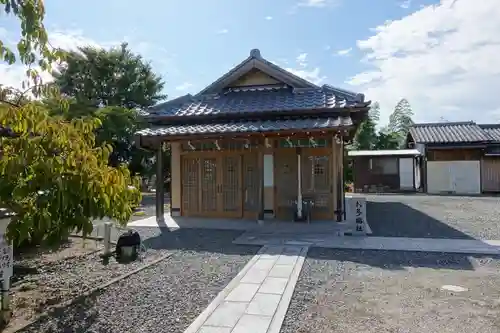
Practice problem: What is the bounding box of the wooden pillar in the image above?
[331,136,338,220]
[296,147,303,219]
[334,135,344,222]
[257,148,265,222]
[155,144,165,221]
[340,138,346,220]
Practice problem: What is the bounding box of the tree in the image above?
[52,43,167,175]
[0,85,31,107]
[0,102,141,245]
[374,129,400,150]
[369,101,380,122]
[388,98,414,147]
[352,102,380,150]
[1,0,65,94]
[0,1,141,246]
[53,43,166,109]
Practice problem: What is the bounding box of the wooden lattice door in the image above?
[219,155,243,218]
[274,150,298,220]
[200,157,219,216]
[242,153,260,218]
[181,156,200,216]
[301,148,333,220]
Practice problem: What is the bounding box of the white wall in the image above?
[427,161,481,194]
[399,158,415,189]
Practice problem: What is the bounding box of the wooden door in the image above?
[274,150,298,220]
[200,157,219,217]
[219,154,243,218]
[181,152,247,218]
[301,148,334,220]
[242,153,260,219]
[181,156,200,215]
[481,158,500,193]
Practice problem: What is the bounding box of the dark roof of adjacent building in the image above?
[409,121,493,144]
[136,115,352,137]
[146,84,367,118]
[479,124,500,141]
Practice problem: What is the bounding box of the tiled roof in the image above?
[479,124,500,141]
[146,85,367,118]
[136,116,352,137]
[409,122,491,144]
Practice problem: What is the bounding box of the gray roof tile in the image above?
[146,85,366,118]
[136,116,352,137]
[479,124,500,141]
[409,122,491,144]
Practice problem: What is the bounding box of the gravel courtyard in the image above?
[281,248,500,333]
[366,194,500,240]
[17,228,259,333]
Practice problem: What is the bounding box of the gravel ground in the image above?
[281,248,500,333]
[17,228,260,333]
[365,194,500,240]
[7,236,168,333]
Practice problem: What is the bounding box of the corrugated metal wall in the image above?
[481,158,500,193]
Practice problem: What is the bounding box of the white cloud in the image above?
[0,30,114,91]
[279,53,326,85]
[336,47,352,56]
[297,0,337,7]
[216,29,229,34]
[296,53,308,67]
[287,67,326,85]
[348,0,500,125]
[265,16,273,20]
[399,0,412,9]
[175,82,193,91]
[49,29,115,50]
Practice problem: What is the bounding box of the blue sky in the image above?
[1,0,499,125]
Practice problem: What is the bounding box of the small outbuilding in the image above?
[407,122,500,194]
[348,149,422,193]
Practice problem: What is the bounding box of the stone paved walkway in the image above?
[184,245,309,333]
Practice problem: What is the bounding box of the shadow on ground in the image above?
[14,293,100,333]
[16,229,259,333]
[141,228,259,256]
[305,247,500,272]
[140,228,498,272]
[367,201,474,239]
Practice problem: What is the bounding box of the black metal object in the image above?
[293,198,314,223]
[115,230,141,262]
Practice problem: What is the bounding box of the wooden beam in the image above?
[140,127,355,145]
[155,145,165,221]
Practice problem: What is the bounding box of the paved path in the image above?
[127,213,364,234]
[233,233,500,255]
[184,245,309,333]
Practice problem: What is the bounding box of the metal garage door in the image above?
[481,158,500,192]
[427,161,481,194]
